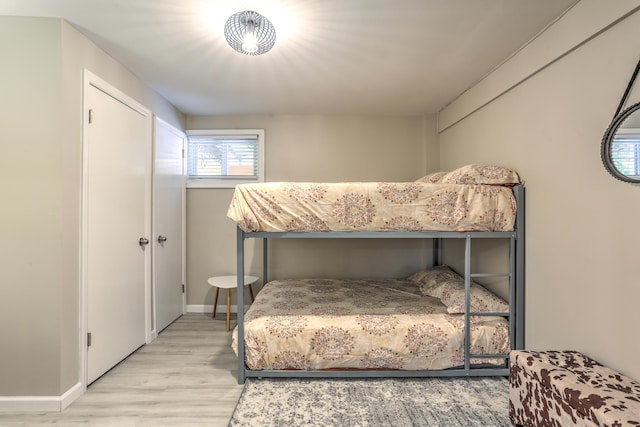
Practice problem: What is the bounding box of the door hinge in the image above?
[182,284,185,293]
[87,332,92,347]
[88,109,93,124]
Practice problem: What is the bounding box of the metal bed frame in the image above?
[235,185,525,384]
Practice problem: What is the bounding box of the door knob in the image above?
[139,237,150,246]
[157,235,168,243]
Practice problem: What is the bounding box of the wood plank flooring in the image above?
[0,313,244,426]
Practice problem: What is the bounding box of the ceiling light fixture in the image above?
[224,10,276,56]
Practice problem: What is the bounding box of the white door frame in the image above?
[80,69,153,390]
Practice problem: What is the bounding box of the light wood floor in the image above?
[0,313,244,426]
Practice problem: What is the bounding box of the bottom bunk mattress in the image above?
[232,278,510,371]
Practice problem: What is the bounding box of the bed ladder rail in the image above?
[461,232,518,371]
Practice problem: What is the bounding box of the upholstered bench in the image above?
[509,350,640,427]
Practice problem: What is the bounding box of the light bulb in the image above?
[242,32,258,53]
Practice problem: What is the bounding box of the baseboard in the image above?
[0,382,83,413]
[60,382,83,411]
[186,304,249,314]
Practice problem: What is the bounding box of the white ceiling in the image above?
[1,0,580,116]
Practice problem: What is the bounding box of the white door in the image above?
[84,78,151,384]
[153,118,185,332]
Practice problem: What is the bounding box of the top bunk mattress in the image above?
[227,164,521,233]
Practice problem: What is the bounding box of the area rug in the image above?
[228,376,511,426]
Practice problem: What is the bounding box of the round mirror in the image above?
[602,101,640,183]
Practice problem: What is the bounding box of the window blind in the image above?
[187,135,259,180]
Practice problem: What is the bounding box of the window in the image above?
[186,129,264,188]
[612,128,640,179]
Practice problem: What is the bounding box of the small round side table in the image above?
[207,275,258,331]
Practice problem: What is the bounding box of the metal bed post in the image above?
[509,234,517,354]
[464,234,471,372]
[514,185,526,349]
[432,238,442,266]
[236,227,246,384]
[263,238,268,284]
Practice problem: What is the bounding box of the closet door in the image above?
[84,78,152,384]
[153,118,185,332]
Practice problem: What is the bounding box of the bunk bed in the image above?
[227,164,525,384]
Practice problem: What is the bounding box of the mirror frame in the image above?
[601,101,640,184]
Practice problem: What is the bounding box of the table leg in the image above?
[248,284,255,302]
[213,288,219,318]
[226,289,231,331]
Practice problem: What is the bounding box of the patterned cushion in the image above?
[407,265,509,314]
[509,350,640,427]
[415,164,521,186]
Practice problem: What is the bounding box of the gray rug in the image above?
[228,377,511,426]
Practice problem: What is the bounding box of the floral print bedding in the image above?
[232,278,510,371]
[227,181,517,233]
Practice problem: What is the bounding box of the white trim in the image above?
[87,74,150,117]
[60,382,84,411]
[142,88,154,347]
[0,382,83,413]
[187,177,259,189]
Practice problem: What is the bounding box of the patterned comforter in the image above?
[232,279,510,371]
[227,182,517,233]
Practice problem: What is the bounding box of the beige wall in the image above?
[438,3,640,380]
[0,16,184,398]
[185,114,438,308]
[0,17,64,397]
